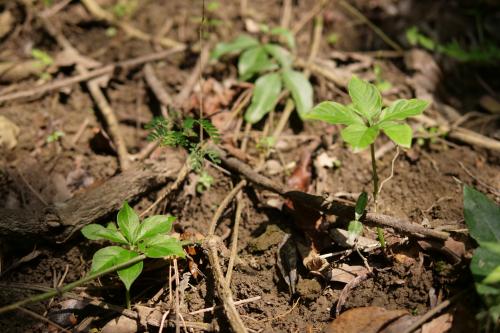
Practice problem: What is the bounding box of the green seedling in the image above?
[406,26,500,63]
[327,33,339,46]
[463,186,500,328]
[81,202,184,308]
[111,0,138,18]
[306,76,429,204]
[147,117,221,174]
[347,192,368,245]
[196,171,214,193]
[306,77,428,245]
[46,130,65,143]
[211,29,313,125]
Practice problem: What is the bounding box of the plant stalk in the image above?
[0,254,146,315]
[125,289,131,309]
[370,143,385,247]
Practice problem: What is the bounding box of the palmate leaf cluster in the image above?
[306,77,429,150]
[212,32,313,124]
[463,186,500,326]
[81,202,184,291]
[146,117,221,172]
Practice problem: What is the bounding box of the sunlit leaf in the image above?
[348,77,381,120]
[115,250,143,291]
[340,124,378,149]
[136,215,176,242]
[81,224,128,244]
[282,69,313,118]
[117,202,140,244]
[263,43,292,69]
[305,101,363,125]
[143,234,185,258]
[379,99,429,122]
[379,121,413,148]
[211,34,259,59]
[238,46,274,80]
[244,72,282,124]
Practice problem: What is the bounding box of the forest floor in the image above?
[0,0,499,332]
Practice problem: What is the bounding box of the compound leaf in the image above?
[81,224,128,244]
[117,202,140,244]
[340,124,378,149]
[348,77,381,120]
[143,234,185,258]
[379,99,429,122]
[305,101,363,126]
[244,72,282,124]
[282,69,313,118]
[136,215,176,242]
[379,121,413,148]
[211,34,259,59]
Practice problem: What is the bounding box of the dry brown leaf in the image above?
[101,315,138,333]
[0,115,20,150]
[329,264,368,284]
[325,307,408,333]
[421,313,453,333]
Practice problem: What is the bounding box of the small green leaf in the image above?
[90,246,127,273]
[244,72,282,124]
[354,192,368,221]
[348,77,381,120]
[379,99,429,122]
[81,224,128,244]
[136,215,176,242]
[464,186,500,244]
[471,245,500,281]
[305,101,363,125]
[115,250,143,291]
[211,34,259,59]
[379,121,413,148]
[143,234,185,258]
[117,202,140,244]
[263,44,292,69]
[282,69,313,118]
[238,46,273,80]
[341,124,378,149]
[270,27,295,50]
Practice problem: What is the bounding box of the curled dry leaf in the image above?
[101,315,138,333]
[329,264,368,284]
[330,228,380,251]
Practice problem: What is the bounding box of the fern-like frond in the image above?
[199,119,221,143]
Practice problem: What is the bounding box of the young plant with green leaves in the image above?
[305,76,429,208]
[463,186,500,328]
[347,192,368,245]
[146,117,221,173]
[81,202,184,308]
[211,29,313,125]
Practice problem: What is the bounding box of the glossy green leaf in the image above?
[379,121,413,148]
[270,27,295,50]
[464,186,500,244]
[244,72,282,124]
[348,77,381,120]
[282,69,313,118]
[354,192,368,221]
[238,46,273,80]
[305,101,363,125]
[379,99,429,122]
[340,124,378,149]
[136,215,176,242]
[211,34,259,59]
[263,43,292,69]
[115,250,143,291]
[143,234,185,258]
[117,202,140,244]
[90,246,127,273]
[81,224,128,244]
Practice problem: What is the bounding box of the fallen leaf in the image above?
[329,264,368,284]
[101,315,138,333]
[0,115,20,150]
[329,228,380,251]
[421,313,452,333]
[325,307,408,333]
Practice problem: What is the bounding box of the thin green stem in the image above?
[125,289,131,309]
[0,254,146,315]
[370,143,385,248]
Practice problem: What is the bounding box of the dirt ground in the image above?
[0,0,499,332]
